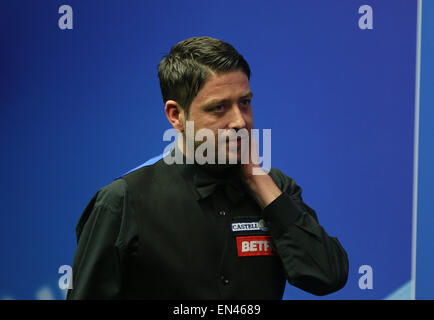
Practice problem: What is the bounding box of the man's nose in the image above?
[228,105,247,129]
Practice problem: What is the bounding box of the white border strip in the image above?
[411,0,423,301]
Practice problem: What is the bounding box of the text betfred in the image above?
[236,236,275,257]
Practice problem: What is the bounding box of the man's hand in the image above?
[239,138,282,209]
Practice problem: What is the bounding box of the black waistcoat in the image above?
[120,158,286,299]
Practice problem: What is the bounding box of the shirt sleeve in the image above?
[263,168,349,296]
[66,179,130,300]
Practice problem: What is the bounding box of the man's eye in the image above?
[210,105,224,112]
[240,99,251,106]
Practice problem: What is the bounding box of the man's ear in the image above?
[165,100,185,132]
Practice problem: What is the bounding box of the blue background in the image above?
[0,0,419,299]
[415,0,434,300]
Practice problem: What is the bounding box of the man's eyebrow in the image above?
[201,98,228,110]
[240,92,253,99]
[201,92,254,110]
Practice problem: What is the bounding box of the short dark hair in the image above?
[158,36,251,116]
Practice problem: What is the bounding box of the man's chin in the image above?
[200,161,239,175]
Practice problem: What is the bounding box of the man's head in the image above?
[160,36,254,165]
[158,36,251,117]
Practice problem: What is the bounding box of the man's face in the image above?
[182,70,254,164]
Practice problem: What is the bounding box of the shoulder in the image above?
[121,158,167,182]
[268,168,299,195]
[93,178,128,211]
[75,178,128,241]
[121,158,179,194]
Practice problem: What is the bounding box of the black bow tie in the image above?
[193,169,246,203]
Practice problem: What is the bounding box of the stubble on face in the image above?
[178,71,253,170]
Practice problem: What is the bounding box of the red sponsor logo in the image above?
[236,236,275,257]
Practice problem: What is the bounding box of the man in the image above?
[67,36,348,299]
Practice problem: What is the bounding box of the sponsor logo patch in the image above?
[236,236,275,257]
[231,219,269,232]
